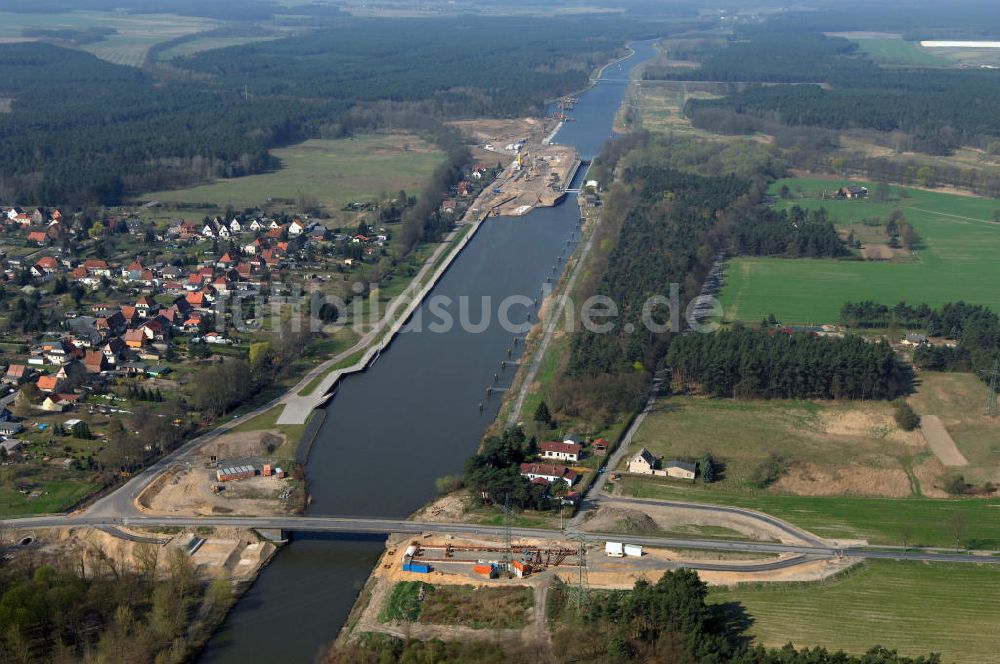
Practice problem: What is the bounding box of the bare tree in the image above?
[946,513,968,552]
[900,526,912,551]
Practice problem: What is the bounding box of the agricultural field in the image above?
[144,134,445,221]
[0,10,217,67]
[710,560,1000,664]
[626,396,932,498]
[720,177,1000,324]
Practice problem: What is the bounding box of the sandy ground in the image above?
[136,430,299,516]
[6,525,277,583]
[920,415,969,466]
[861,244,894,260]
[773,461,912,498]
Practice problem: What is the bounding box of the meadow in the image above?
[720,177,1000,323]
[144,134,445,215]
[711,560,1000,664]
[0,480,100,517]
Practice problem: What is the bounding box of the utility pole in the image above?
[571,533,589,613]
[501,493,513,578]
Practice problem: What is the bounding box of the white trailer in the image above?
[624,544,643,558]
[605,541,624,557]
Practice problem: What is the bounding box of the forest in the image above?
[664,326,911,400]
[566,159,750,378]
[731,206,848,258]
[328,569,942,664]
[0,15,655,205]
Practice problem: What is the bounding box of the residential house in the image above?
[4,364,28,385]
[37,374,63,393]
[135,296,157,318]
[35,256,59,274]
[230,219,243,234]
[539,440,582,463]
[84,350,108,373]
[627,448,666,476]
[591,438,609,456]
[123,328,147,349]
[289,219,305,236]
[519,462,577,486]
[27,231,48,246]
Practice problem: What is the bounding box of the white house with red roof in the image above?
[539,440,582,463]
[519,462,577,486]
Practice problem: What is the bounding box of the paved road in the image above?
[4,514,998,567]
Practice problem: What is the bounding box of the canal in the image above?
[199,38,659,663]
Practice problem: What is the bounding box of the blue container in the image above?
[402,562,430,574]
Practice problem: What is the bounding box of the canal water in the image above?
[199,39,659,663]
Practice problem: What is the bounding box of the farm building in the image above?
[838,185,868,199]
[665,459,697,480]
[591,438,609,455]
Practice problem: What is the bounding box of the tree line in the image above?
[664,326,911,400]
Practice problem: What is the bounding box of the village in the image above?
[0,156,503,514]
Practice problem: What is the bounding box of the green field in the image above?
[0,11,216,67]
[851,38,951,66]
[621,479,1000,549]
[720,177,1000,323]
[711,560,1000,664]
[0,481,101,517]
[145,134,445,212]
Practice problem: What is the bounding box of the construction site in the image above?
[451,114,582,218]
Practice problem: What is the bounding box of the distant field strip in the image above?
[919,415,968,466]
